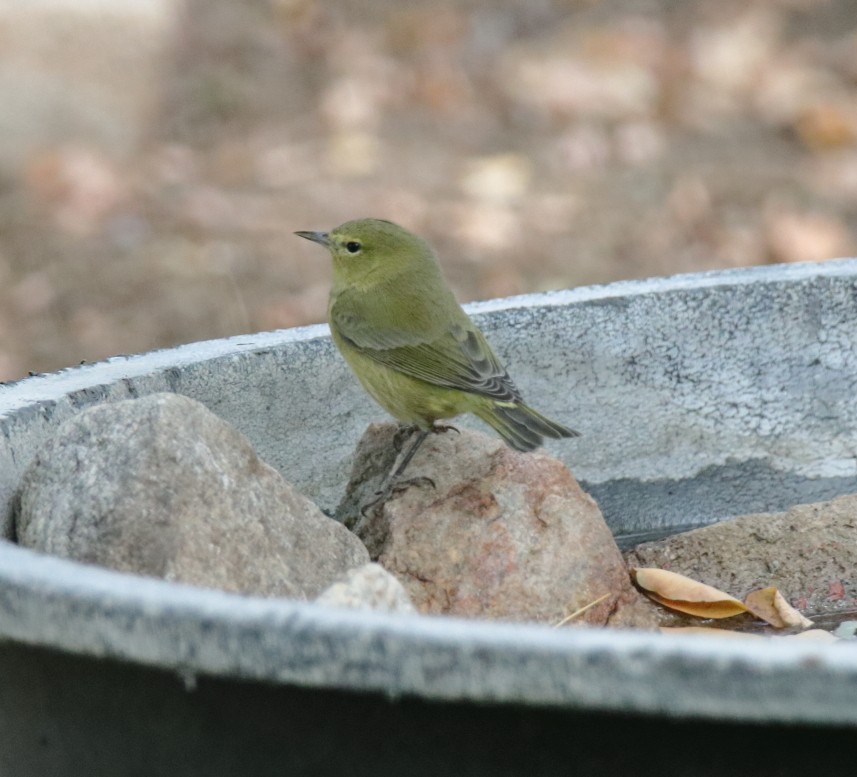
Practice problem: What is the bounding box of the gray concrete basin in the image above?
[2,260,857,774]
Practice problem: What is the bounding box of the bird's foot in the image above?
[360,427,439,518]
[360,475,436,517]
[392,475,436,493]
[430,423,460,436]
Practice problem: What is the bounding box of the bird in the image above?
[295,218,578,486]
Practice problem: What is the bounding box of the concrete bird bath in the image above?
[1,260,857,775]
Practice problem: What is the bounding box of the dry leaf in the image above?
[660,627,839,641]
[744,587,814,629]
[659,627,761,638]
[631,567,749,619]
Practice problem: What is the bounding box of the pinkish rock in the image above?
[338,423,639,625]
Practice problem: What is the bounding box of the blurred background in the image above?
[1,0,857,382]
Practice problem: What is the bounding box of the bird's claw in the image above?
[392,475,436,493]
[360,492,383,518]
[360,474,436,517]
[431,423,459,436]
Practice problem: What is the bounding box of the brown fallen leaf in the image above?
[660,627,839,642]
[631,567,749,619]
[659,627,761,638]
[744,587,814,630]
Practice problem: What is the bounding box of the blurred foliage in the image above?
[1,0,857,380]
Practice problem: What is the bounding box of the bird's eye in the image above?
[345,241,362,254]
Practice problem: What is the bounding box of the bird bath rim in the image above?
[2,259,857,727]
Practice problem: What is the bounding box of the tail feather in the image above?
[475,401,579,453]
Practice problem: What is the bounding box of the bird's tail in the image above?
[474,400,579,453]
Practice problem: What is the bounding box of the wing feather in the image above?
[332,303,521,402]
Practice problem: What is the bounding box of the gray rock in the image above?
[316,563,415,614]
[625,494,857,616]
[339,423,638,625]
[15,393,368,598]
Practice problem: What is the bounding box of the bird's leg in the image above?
[387,422,459,486]
[361,428,434,516]
[360,422,464,515]
[388,428,431,484]
[387,419,465,489]
[392,423,421,453]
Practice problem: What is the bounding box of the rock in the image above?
[316,563,415,614]
[625,494,857,616]
[604,589,670,630]
[15,393,368,598]
[337,423,637,625]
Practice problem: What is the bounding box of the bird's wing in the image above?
[332,305,522,401]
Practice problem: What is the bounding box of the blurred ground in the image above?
[2,0,857,381]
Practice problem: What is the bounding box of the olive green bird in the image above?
[296,218,578,480]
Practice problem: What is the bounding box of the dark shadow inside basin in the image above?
[4,640,857,777]
[594,459,857,548]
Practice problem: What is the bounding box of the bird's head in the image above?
[296,218,435,289]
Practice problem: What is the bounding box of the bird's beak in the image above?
[295,230,330,247]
